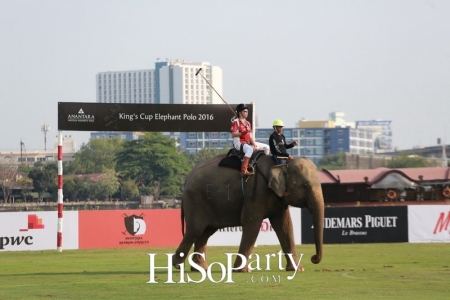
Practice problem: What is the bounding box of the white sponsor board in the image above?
[0,211,79,251]
[408,205,450,243]
[208,207,301,246]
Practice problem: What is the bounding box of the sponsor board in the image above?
[302,206,408,244]
[78,210,182,249]
[208,207,301,246]
[408,205,450,243]
[58,102,251,132]
[0,211,78,251]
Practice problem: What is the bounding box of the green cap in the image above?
[272,119,284,127]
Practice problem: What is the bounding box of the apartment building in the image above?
[96,60,223,105]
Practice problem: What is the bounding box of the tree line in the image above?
[2,135,436,203]
[0,133,226,203]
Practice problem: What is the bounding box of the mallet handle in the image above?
[195,68,237,117]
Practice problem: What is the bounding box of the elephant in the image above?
[172,154,324,272]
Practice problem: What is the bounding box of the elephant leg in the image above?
[190,226,217,271]
[234,221,261,272]
[269,213,304,272]
[173,224,207,269]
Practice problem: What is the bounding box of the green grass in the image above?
[0,244,449,299]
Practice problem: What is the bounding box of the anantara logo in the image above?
[67,108,95,123]
[433,211,450,234]
[119,214,149,246]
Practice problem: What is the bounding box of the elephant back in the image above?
[184,154,228,186]
[187,154,273,186]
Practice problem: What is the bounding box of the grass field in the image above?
[0,243,449,299]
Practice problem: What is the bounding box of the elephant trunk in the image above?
[309,186,324,264]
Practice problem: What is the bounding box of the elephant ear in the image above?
[268,165,288,198]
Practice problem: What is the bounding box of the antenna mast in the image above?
[41,123,50,150]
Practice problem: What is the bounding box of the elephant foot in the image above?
[232,263,251,273]
[232,267,251,273]
[190,263,208,272]
[172,252,186,269]
[286,264,304,272]
[172,259,184,269]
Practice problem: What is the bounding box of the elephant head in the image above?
[268,158,324,264]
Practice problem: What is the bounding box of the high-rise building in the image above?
[355,120,393,153]
[93,60,223,142]
[97,68,155,104]
[96,60,223,105]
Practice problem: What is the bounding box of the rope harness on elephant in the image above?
[240,164,286,210]
[240,163,270,200]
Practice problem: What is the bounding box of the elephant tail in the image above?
[181,204,185,237]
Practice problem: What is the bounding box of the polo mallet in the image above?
[195,68,237,118]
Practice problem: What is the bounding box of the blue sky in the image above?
[1,0,449,151]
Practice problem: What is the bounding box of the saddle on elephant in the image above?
[218,148,265,174]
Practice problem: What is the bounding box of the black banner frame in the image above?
[58,102,253,132]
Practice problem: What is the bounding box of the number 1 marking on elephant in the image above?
[205,184,231,200]
[206,184,213,200]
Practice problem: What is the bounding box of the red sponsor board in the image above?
[79,209,182,249]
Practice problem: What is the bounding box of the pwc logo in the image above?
[433,211,450,234]
[0,214,45,250]
[20,214,45,231]
[123,214,147,236]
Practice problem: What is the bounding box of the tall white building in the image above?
[356,120,393,153]
[96,60,223,105]
[97,68,155,104]
[329,111,355,128]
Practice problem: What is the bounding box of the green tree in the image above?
[28,162,58,201]
[121,179,140,200]
[64,176,92,201]
[385,155,427,168]
[116,133,190,200]
[182,148,228,168]
[0,157,19,203]
[67,138,122,174]
[16,176,33,203]
[18,164,33,175]
[318,152,346,170]
[90,170,120,200]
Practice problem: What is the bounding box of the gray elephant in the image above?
[173,154,324,272]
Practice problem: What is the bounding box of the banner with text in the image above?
[208,207,301,246]
[408,205,450,243]
[301,206,408,244]
[78,209,182,249]
[58,102,252,132]
[0,211,78,252]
